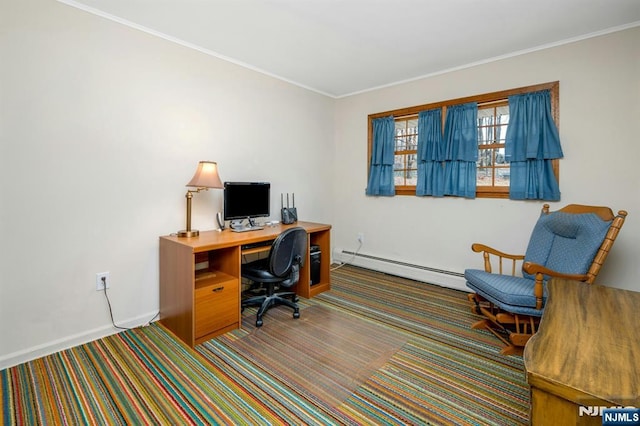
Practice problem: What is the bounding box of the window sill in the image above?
[393,186,509,198]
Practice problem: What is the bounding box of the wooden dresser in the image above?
[524,278,640,425]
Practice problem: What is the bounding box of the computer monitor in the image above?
[223,182,270,221]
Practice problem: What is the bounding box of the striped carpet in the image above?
[1,265,529,425]
[0,323,289,425]
[198,265,529,425]
[321,267,528,424]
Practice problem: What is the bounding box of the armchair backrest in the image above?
[268,227,308,285]
[523,204,626,283]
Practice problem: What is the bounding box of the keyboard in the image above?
[231,226,264,233]
[241,239,274,250]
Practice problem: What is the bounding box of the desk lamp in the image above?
[177,161,223,237]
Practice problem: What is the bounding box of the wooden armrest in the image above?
[522,262,589,282]
[471,243,525,275]
[523,261,590,310]
[471,243,525,261]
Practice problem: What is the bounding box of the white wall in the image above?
[333,27,639,292]
[0,0,335,368]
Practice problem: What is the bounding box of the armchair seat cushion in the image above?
[465,269,547,316]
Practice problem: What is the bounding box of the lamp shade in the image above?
[186,161,223,189]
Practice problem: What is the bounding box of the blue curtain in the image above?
[443,102,478,198]
[416,108,444,196]
[505,90,563,200]
[366,116,395,196]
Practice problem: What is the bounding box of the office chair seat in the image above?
[243,258,288,283]
[241,227,307,327]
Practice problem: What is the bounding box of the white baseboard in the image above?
[333,247,467,292]
[0,311,158,370]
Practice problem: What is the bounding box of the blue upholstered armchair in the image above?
[465,204,627,355]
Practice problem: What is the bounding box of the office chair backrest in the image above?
[268,227,307,284]
[523,208,612,280]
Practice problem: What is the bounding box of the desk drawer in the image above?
[194,276,239,339]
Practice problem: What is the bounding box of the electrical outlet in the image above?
[357,233,364,244]
[96,272,110,291]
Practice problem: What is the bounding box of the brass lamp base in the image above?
[177,229,200,238]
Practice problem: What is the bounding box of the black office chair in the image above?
[241,227,307,327]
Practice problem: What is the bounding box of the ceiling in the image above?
[62,0,640,98]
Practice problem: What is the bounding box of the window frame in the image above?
[367,81,560,198]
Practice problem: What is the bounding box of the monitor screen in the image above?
[223,182,270,221]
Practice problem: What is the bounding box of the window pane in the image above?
[495,167,510,186]
[407,154,417,169]
[496,106,509,122]
[406,169,417,186]
[395,117,418,152]
[406,135,417,150]
[478,149,492,166]
[478,116,493,145]
[497,111,509,142]
[407,120,418,148]
[477,167,493,186]
[477,108,494,119]
[394,155,404,169]
[394,170,405,185]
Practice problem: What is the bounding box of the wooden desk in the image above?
[524,278,640,425]
[159,221,331,347]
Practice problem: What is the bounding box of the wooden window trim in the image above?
[367,81,560,198]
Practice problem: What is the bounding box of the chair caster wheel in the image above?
[293,312,300,319]
[256,319,263,327]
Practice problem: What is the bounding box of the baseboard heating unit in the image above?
[333,248,467,292]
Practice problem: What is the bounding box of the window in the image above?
[476,101,510,196]
[367,82,559,198]
[393,116,418,189]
